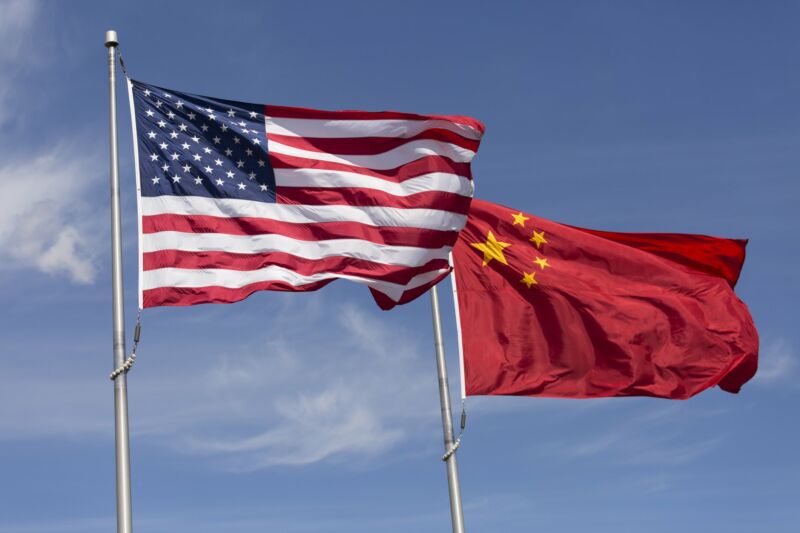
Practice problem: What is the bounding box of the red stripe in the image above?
[143,249,449,285]
[267,129,480,155]
[143,279,333,307]
[142,214,458,248]
[263,104,485,135]
[269,152,473,183]
[276,186,471,213]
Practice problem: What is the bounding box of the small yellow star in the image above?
[530,230,547,249]
[511,211,529,227]
[520,271,538,288]
[533,257,550,270]
[471,230,511,267]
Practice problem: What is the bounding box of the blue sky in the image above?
[0,1,798,531]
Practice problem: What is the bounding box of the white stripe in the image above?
[268,138,475,169]
[274,168,474,197]
[141,196,467,231]
[265,117,482,141]
[142,232,451,267]
[143,265,448,302]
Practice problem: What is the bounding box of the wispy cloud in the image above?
[633,473,672,494]
[0,0,39,126]
[551,403,724,468]
[0,299,441,470]
[173,304,437,469]
[0,501,453,533]
[753,337,797,385]
[621,437,723,467]
[0,0,37,60]
[0,367,107,439]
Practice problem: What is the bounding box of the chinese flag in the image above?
[452,199,758,399]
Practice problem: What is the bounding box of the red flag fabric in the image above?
[452,199,758,399]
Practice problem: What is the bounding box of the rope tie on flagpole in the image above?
[442,401,466,462]
[110,310,141,380]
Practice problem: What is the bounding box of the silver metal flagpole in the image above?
[105,30,134,533]
[430,284,466,533]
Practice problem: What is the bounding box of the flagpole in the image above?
[105,30,134,533]
[430,285,466,533]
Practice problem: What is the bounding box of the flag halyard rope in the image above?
[116,47,128,77]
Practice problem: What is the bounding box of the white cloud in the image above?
[0,0,103,283]
[753,338,797,385]
[0,147,101,283]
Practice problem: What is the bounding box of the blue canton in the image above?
[131,80,276,203]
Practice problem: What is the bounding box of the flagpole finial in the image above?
[105,30,118,48]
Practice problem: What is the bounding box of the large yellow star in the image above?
[511,211,529,227]
[520,271,538,288]
[471,231,511,267]
[530,230,547,249]
[533,256,550,270]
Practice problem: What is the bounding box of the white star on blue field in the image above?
[131,80,276,201]
[0,1,798,532]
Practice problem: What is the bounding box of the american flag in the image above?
[127,80,484,309]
